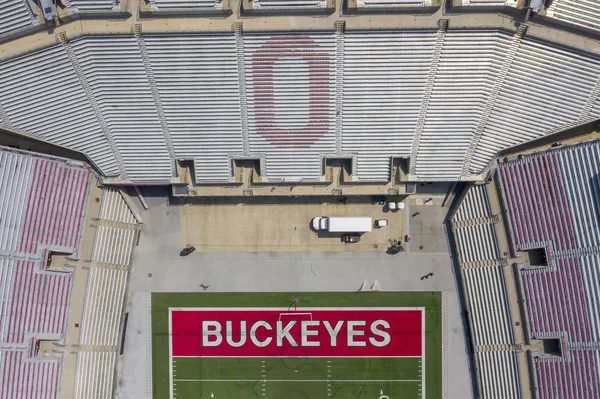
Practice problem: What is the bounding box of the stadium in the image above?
[0,0,599,397]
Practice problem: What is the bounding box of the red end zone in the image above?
[170,308,423,357]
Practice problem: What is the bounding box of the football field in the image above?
[152,292,441,399]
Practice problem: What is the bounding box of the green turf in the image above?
[152,292,441,399]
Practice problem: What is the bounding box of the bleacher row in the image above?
[534,350,600,399]
[546,0,600,33]
[452,184,494,222]
[73,185,138,399]
[521,258,592,343]
[0,147,138,398]
[0,0,38,37]
[0,30,598,184]
[497,140,600,399]
[451,184,521,398]
[475,351,521,399]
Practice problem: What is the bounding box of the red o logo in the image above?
[251,36,331,148]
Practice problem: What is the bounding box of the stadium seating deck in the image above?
[463,266,514,345]
[79,268,129,346]
[148,0,224,10]
[356,0,431,7]
[4,259,73,345]
[0,148,93,399]
[521,258,592,342]
[143,34,243,182]
[0,0,38,37]
[63,0,119,12]
[452,184,493,222]
[0,350,62,399]
[476,351,521,399]
[98,188,137,225]
[73,186,138,399]
[454,224,501,264]
[451,184,521,398]
[74,351,118,399]
[535,350,600,399]
[252,0,327,9]
[1,30,598,184]
[546,0,600,33]
[498,140,600,399]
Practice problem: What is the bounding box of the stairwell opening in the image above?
[524,247,548,267]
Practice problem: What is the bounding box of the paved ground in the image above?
[117,191,474,399]
[178,197,407,252]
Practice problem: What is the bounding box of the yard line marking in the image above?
[261,360,267,397]
[172,379,422,383]
[327,360,332,397]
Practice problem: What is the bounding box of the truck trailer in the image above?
[311,216,372,233]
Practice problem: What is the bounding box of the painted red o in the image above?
[251,36,331,148]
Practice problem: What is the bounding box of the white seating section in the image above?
[0,0,38,37]
[470,38,600,173]
[454,224,501,264]
[452,184,522,398]
[91,226,136,266]
[148,0,223,10]
[356,0,432,7]
[342,31,436,181]
[244,33,336,181]
[0,47,120,177]
[1,31,599,184]
[143,35,242,182]
[0,350,63,399]
[476,352,521,399]
[521,258,595,343]
[462,0,517,6]
[63,0,120,12]
[98,188,137,225]
[70,36,173,182]
[415,30,511,179]
[453,184,493,222]
[4,260,73,345]
[73,185,138,399]
[252,0,327,9]
[74,351,117,399]
[463,267,514,345]
[546,0,600,33]
[79,268,128,346]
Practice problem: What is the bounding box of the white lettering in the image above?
[250,321,272,347]
[347,320,366,347]
[202,321,222,347]
[323,320,344,347]
[277,320,298,347]
[301,321,320,347]
[369,320,391,347]
[226,320,247,348]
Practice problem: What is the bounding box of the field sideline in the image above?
[152,292,442,399]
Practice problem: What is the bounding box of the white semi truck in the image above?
[311,216,372,233]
